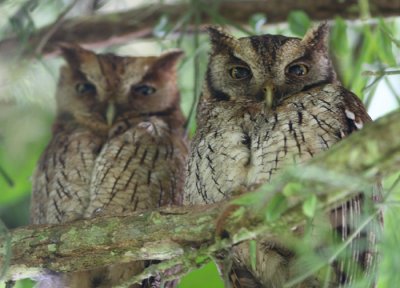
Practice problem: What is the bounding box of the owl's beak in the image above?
[106,101,116,126]
[264,84,275,109]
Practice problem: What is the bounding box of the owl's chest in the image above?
[190,94,346,202]
[198,104,257,169]
[248,96,345,184]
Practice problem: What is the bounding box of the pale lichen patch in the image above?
[47,244,57,252]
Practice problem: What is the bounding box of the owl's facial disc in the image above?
[206,24,335,106]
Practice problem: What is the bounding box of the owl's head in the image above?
[56,44,184,130]
[205,23,337,108]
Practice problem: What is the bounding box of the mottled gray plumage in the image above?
[31,45,187,288]
[185,24,382,287]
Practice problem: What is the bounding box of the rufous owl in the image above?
[30,44,188,288]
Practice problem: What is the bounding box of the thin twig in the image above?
[384,174,400,202]
[363,79,380,109]
[384,76,400,106]
[0,165,14,187]
[379,24,400,48]
[34,0,79,55]
[362,74,383,92]
[362,70,400,76]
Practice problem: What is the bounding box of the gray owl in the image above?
[185,24,382,287]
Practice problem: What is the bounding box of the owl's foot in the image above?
[136,118,168,138]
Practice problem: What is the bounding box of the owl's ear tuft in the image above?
[148,50,184,77]
[57,43,93,69]
[154,49,184,70]
[207,26,237,52]
[301,22,329,51]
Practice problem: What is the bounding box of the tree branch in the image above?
[1,109,399,282]
[0,0,399,58]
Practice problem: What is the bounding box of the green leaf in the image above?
[330,17,349,57]
[302,195,317,218]
[348,25,376,96]
[179,261,224,288]
[265,194,288,222]
[377,19,397,66]
[231,187,266,206]
[379,22,400,48]
[230,205,247,220]
[287,10,311,36]
[12,279,36,288]
[282,182,303,197]
[331,17,353,87]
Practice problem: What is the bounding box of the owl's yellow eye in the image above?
[229,66,251,80]
[287,64,309,76]
[75,82,96,95]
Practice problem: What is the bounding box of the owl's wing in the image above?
[185,101,254,205]
[339,87,373,134]
[86,119,186,217]
[329,88,383,285]
[30,129,102,224]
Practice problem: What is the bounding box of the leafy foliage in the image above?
[288,10,311,36]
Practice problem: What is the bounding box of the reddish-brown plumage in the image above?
[30,44,187,288]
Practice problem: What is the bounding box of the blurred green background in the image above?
[0,0,399,287]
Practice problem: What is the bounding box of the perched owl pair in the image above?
[31,23,381,288]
